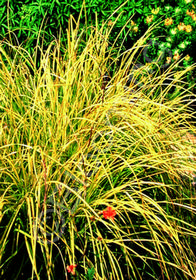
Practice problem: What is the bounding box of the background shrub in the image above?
[0,0,196,93]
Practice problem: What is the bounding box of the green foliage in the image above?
[0,0,196,93]
[0,0,195,61]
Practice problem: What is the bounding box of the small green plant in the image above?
[85,267,95,279]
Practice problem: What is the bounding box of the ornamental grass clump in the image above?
[0,13,196,280]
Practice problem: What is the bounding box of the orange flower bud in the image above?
[191,14,196,20]
[173,53,180,60]
[67,264,77,275]
[102,206,117,220]
[164,18,173,26]
[107,20,113,26]
[146,15,154,24]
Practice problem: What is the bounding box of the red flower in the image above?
[102,206,117,220]
[67,264,77,275]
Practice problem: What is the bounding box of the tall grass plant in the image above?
[0,13,196,280]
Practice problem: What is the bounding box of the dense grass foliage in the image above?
[0,15,196,280]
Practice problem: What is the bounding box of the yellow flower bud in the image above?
[185,54,190,61]
[166,57,172,64]
[151,7,160,14]
[132,26,138,33]
[185,25,192,32]
[131,20,135,26]
[178,22,186,31]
